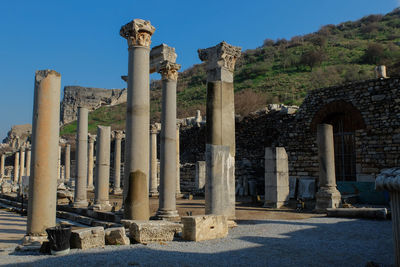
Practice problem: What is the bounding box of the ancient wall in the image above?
[61,86,127,124]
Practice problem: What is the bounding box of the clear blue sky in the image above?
[0,0,398,140]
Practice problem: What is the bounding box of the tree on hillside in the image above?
[364,43,385,64]
[300,49,326,71]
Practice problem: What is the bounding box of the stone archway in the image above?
[311,100,366,181]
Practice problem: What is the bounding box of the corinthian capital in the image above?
[114,130,124,140]
[88,134,96,143]
[120,19,155,48]
[158,61,181,81]
[198,41,241,82]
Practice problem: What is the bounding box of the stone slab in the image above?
[104,227,130,245]
[70,226,105,250]
[181,215,228,242]
[326,208,387,220]
[298,178,316,199]
[128,220,182,243]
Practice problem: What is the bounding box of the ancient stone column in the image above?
[74,107,89,208]
[376,169,400,267]
[120,19,154,220]
[57,145,61,180]
[65,144,71,182]
[93,126,112,211]
[112,130,123,194]
[27,70,60,237]
[195,161,206,190]
[198,41,241,220]
[0,154,5,179]
[26,148,31,177]
[264,147,289,208]
[19,147,25,181]
[149,125,159,196]
[176,126,182,198]
[156,59,181,220]
[315,124,341,212]
[87,134,96,191]
[13,152,19,184]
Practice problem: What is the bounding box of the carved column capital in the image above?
[88,134,96,144]
[158,61,181,81]
[120,19,155,48]
[150,124,158,135]
[114,130,124,140]
[198,41,241,82]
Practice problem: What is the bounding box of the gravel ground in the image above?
[0,217,394,267]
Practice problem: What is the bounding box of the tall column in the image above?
[376,170,400,267]
[315,124,341,212]
[13,152,19,184]
[57,145,61,180]
[112,131,123,194]
[120,19,155,220]
[149,125,159,196]
[64,144,70,182]
[26,148,31,177]
[176,126,182,198]
[156,59,181,220]
[87,134,96,191]
[19,147,25,181]
[27,70,60,237]
[93,126,112,211]
[198,42,241,220]
[74,107,89,208]
[0,154,5,179]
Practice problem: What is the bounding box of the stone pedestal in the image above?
[198,41,241,220]
[13,152,19,184]
[19,148,25,181]
[93,126,112,211]
[149,126,159,196]
[156,59,180,220]
[315,124,341,212]
[112,131,123,194]
[27,70,60,236]
[26,149,31,177]
[120,19,154,220]
[87,134,96,191]
[195,161,206,190]
[182,215,228,241]
[74,107,89,208]
[264,147,289,208]
[65,144,70,182]
[375,168,400,267]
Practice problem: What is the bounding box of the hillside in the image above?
[61,8,400,136]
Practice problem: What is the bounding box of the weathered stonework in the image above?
[181,215,228,241]
[128,220,182,243]
[104,227,130,245]
[70,226,105,250]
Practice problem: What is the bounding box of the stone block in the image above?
[181,215,228,242]
[129,220,182,243]
[70,226,105,250]
[104,227,130,245]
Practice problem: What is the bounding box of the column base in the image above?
[176,193,184,199]
[72,201,88,208]
[90,202,112,211]
[112,188,123,195]
[315,186,341,213]
[17,234,48,251]
[156,209,180,221]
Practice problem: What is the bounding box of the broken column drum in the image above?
[198,41,241,220]
[74,107,89,208]
[315,124,341,211]
[93,126,112,211]
[156,59,181,219]
[120,19,155,220]
[13,152,19,184]
[112,131,123,194]
[149,125,159,196]
[27,70,61,236]
[64,144,70,182]
[87,134,96,191]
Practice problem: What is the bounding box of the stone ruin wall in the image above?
[61,86,127,124]
[179,77,400,195]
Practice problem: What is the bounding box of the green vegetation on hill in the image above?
[60,8,400,136]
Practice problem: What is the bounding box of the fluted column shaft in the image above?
[26,149,31,177]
